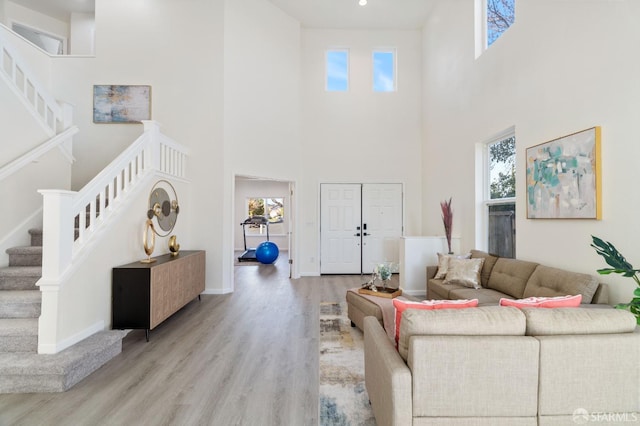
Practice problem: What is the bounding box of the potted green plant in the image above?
[591,235,640,324]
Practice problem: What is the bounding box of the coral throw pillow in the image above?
[499,294,582,308]
[392,298,479,346]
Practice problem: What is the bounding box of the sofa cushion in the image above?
[522,264,599,304]
[392,298,478,347]
[443,258,485,289]
[500,294,582,308]
[470,250,500,287]
[487,258,539,299]
[522,307,637,336]
[409,335,540,419]
[427,279,468,300]
[397,306,526,361]
[536,333,640,419]
[449,287,510,305]
[434,252,471,279]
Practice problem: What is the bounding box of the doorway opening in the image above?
[233,175,296,278]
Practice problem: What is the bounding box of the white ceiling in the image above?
[9,0,94,22]
[267,0,436,30]
[9,0,434,30]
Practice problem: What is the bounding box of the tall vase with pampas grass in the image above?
[440,198,453,254]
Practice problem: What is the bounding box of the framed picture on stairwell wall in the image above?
[93,85,151,123]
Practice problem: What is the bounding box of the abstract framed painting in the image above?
[93,85,151,123]
[526,126,601,219]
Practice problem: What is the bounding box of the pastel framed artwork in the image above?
[526,126,601,219]
[93,85,151,123]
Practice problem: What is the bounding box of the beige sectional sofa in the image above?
[364,306,640,426]
[426,250,610,305]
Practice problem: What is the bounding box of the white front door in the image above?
[320,183,403,274]
[361,183,403,274]
[320,184,362,274]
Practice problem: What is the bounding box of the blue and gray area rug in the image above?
[319,302,376,426]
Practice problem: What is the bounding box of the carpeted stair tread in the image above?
[0,291,41,318]
[6,246,42,267]
[0,319,38,352]
[0,266,41,290]
[0,266,42,277]
[0,290,41,303]
[28,228,43,246]
[0,319,38,337]
[0,330,127,393]
[6,246,42,255]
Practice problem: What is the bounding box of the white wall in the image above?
[0,148,71,265]
[300,29,423,275]
[69,12,94,55]
[224,0,300,282]
[234,178,290,252]
[51,0,226,294]
[422,0,640,305]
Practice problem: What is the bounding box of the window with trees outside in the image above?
[487,0,515,46]
[484,132,516,258]
[245,198,285,236]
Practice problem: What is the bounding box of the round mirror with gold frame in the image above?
[147,180,180,237]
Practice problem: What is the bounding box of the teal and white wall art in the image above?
[526,127,601,219]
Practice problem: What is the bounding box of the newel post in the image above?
[36,189,76,354]
[142,120,161,172]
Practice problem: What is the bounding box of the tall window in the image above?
[372,50,396,92]
[246,197,285,235]
[326,50,349,92]
[487,0,515,46]
[477,129,516,258]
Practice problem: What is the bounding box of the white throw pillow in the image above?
[444,258,485,289]
[434,252,471,280]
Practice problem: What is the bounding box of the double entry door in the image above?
[320,183,403,274]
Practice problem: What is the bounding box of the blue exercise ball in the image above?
[255,241,279,264]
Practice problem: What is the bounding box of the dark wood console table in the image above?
[112,250,205,341]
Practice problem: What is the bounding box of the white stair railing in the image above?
[37,121,189,353]
[0,24,69,135]
[0,126,78,182]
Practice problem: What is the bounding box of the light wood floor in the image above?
[0,253,378,426]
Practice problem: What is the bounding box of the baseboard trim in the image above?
[402,289,425,298]
[202,289,233,295]
[38,320,105,354]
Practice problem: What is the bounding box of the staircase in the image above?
[0,26,194,393]
[0,229,42,353]
[0,228,126,393]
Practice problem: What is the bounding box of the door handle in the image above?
[363,232,369,236]
[354,233,361,237]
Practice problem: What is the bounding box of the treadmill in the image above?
[238,216,270,262]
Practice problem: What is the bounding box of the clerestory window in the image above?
[326,49,349,92]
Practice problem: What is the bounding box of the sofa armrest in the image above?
[426,265,438,280]
[363,316,412,426]
[591,282,609,304]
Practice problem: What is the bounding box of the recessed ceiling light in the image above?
[359,0,367,6]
